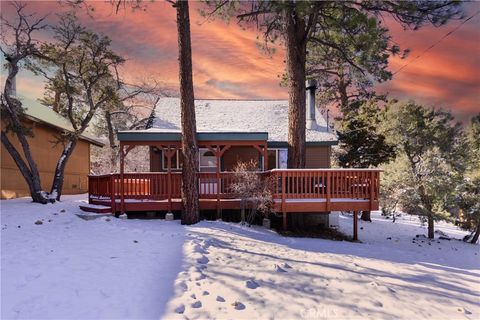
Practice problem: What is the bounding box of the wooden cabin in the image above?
[1,102,104,199]
[84,84,381,239]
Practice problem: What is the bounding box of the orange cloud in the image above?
[3,1,479,120]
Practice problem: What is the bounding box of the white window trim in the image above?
[199,148,217,171]
[268,148,288,169]
[161,149,182,170]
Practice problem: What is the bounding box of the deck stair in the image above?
[79,204,112,214]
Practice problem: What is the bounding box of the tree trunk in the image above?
[175,0,200,225]
[49,137,78,200]
[2,62,48,204]
[105,111,118,169]
[284,2,307,169]
[471,223,480,244]
[360,211,372,222]
[1,132,48,203]
[427,215,434,239]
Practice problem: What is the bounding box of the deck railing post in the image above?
[120,143,125,216]
[326,171,331,211]
[353,210,358,241]
[281,171,287,230]
[369,171,375,211]
[110,174,115,215]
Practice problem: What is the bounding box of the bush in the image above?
[230,161,274,225]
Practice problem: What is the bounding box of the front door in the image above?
[199,149,218,195]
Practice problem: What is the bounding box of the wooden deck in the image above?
[88,169,380,215]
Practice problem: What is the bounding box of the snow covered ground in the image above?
[1,195,479,319]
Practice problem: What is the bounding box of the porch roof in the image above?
[117,129,268,142]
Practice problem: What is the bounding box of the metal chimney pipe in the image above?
[306,79,317,130]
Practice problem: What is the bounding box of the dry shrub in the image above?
[230,160,274,225]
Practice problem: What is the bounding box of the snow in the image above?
[2,195,479,319]
[124,97,338,143]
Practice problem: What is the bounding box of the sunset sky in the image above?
[2,1,479,120]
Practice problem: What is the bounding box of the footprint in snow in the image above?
[458,307,472,315]
[232,301,246,310]
[372,301,383,308]
[282,263,292,269]
[197,255,209,264]
[177,281,188,292]
[174,304,185,314]
[191,301,202,308]
[202,291,210,296]
[246,279,259,289]
[193,244,208,254]
[216,296,225,302]
[192,271,206,281]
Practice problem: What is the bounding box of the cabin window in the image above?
[162,150,182,170]
[267,148,288,169]
[199,148,217,172]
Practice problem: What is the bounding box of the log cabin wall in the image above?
[1,119,91,199]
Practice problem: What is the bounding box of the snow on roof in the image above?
[20,97,104,146]
[152,97,337,143]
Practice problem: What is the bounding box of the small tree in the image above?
[26,13,125,200]
[0,3,50,203]
[230,161,274,225]
[381,101,463,238]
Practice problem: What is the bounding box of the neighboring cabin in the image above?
[1,102,103,199]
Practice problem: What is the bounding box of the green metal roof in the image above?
[22,98,104,147]
[117,130,268,142]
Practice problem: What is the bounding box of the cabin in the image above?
[1,101,104,199]
[85,83,380,239]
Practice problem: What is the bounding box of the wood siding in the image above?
[306,146,331,168]
[150,147,162,172]
[222,146,261,171]
[1,119,91,199]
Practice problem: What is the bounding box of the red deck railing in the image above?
[88,169,380,208]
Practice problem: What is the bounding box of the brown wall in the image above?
[305,146,331,168]
[1,120,91,199]
[222,146,262,171]
[148,145,331,172]
[150,147,162,172]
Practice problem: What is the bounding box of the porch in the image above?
[87,169,381,239]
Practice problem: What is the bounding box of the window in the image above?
[267,148,288,169]
[162,150,182,170]
[199,148,217,172]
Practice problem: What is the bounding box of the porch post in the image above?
[353,210,358,241]
[215,146,221,219]
[167,146,173,213]
[263,143,268,171]
[120,142,125,216]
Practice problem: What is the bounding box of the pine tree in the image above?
[456,115,480,243]
[380,101,463,238]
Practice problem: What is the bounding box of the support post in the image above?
[326,171,331,211]
[215,146,221,220]
[353,210,358,241]
[282,171,287,230]
[167,146,173,214]
[110,174,115,215]
[263,143,268,171]
[120,142,125,217]
[369,171,375,211]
